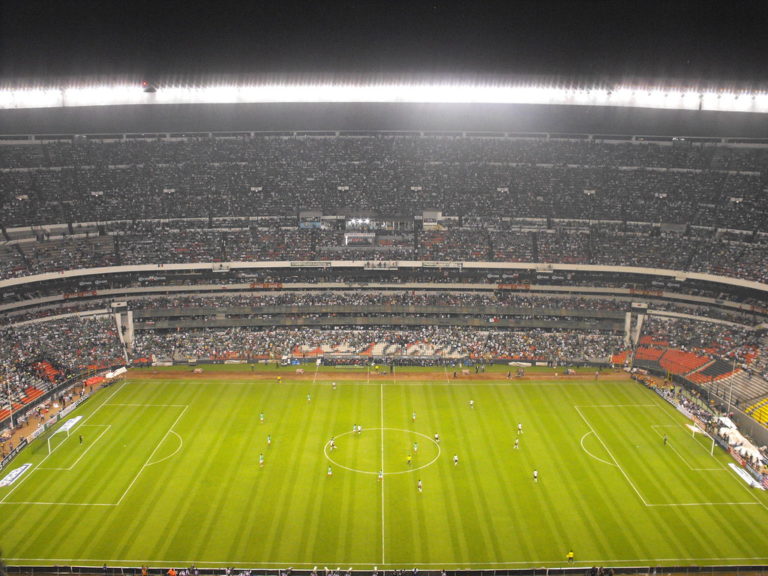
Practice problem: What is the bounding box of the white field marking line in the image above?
[574,405,649,506]
[1,501,117,507]
[649,424,722,471]
[648,393,726,466]
[579,404,657,408]
[323,429,440,475]
[0,381,128,504]
[578,405,758,509]
[37,425,112,471]
[105,403,188,407]
[145,430,183,467]
[645,501,760,507]
[9,556,768,567]
[579,431,617,467]
[377,366,385,566]
[76,380,129,426]
[2,409,187,507]
[646,392,768,513]
[114,404,189,506]
[213,378,617,388]
[728,474,768,513]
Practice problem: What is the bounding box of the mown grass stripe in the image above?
[2,371,767,567]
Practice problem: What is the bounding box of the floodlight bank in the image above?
[0,82,767,112]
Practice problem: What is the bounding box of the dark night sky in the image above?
[2,0,767,136]
[1,0,767,84]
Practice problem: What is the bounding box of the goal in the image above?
[687,423,716,456]
[47,416,82,455]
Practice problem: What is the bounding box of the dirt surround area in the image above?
[137,366,633,382]
[1,384,96,459]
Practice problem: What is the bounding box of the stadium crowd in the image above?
[0,317,125,420]
[1,134,768,281]
[2,134,768,430]
[1,134,767,229]
[1,310,765,432]
[640,316,760,364]
[129,291,628,311]
[1,221,767,283]
[131,325,625,363]
[3,288,759,329]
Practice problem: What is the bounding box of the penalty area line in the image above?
[37,424,112,471]
[579,431,616,467]
[649,425,721,471]
[574,405,650,506]
[0,383,130,505]
[114,405,189,506]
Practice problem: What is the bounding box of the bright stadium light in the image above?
[1,77,767,112]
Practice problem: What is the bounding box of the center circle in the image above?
[324,428,441,475]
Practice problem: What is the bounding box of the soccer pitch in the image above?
[1,365,766,568]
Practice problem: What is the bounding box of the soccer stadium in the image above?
[1,2,768,575]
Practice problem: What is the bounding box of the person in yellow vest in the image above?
[566,550,574,563]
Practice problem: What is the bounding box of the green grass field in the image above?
[1,365,767,569]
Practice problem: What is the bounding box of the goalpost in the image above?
[47,416,82,455]
[687,423,715,456]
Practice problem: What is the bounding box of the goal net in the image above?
[47,416,83,455]
[687,423,716,456]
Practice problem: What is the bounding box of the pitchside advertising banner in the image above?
[0,438,28,471]
[0,462,31,486]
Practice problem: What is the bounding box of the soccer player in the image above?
[407,454,412,466]
[567,550,574,563]
[413,441,418,454]
[469,399,474,409]
[517,423,523,435]
[267,434,272,446]
[412,411,417,422]
[514,438,519,449]
[260,411,265,424]
[259,453,265,467]
[434,433,440,443]
[663,434,668,446]
[329,437,336,451]
[378,469,383,481]
[332,382,337,390]
[327,466,333,477]
[453,454,459,466]
[533,469,538,482]
[307,393,312,403]
[417,479,423,493]
[79,434,83,444]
